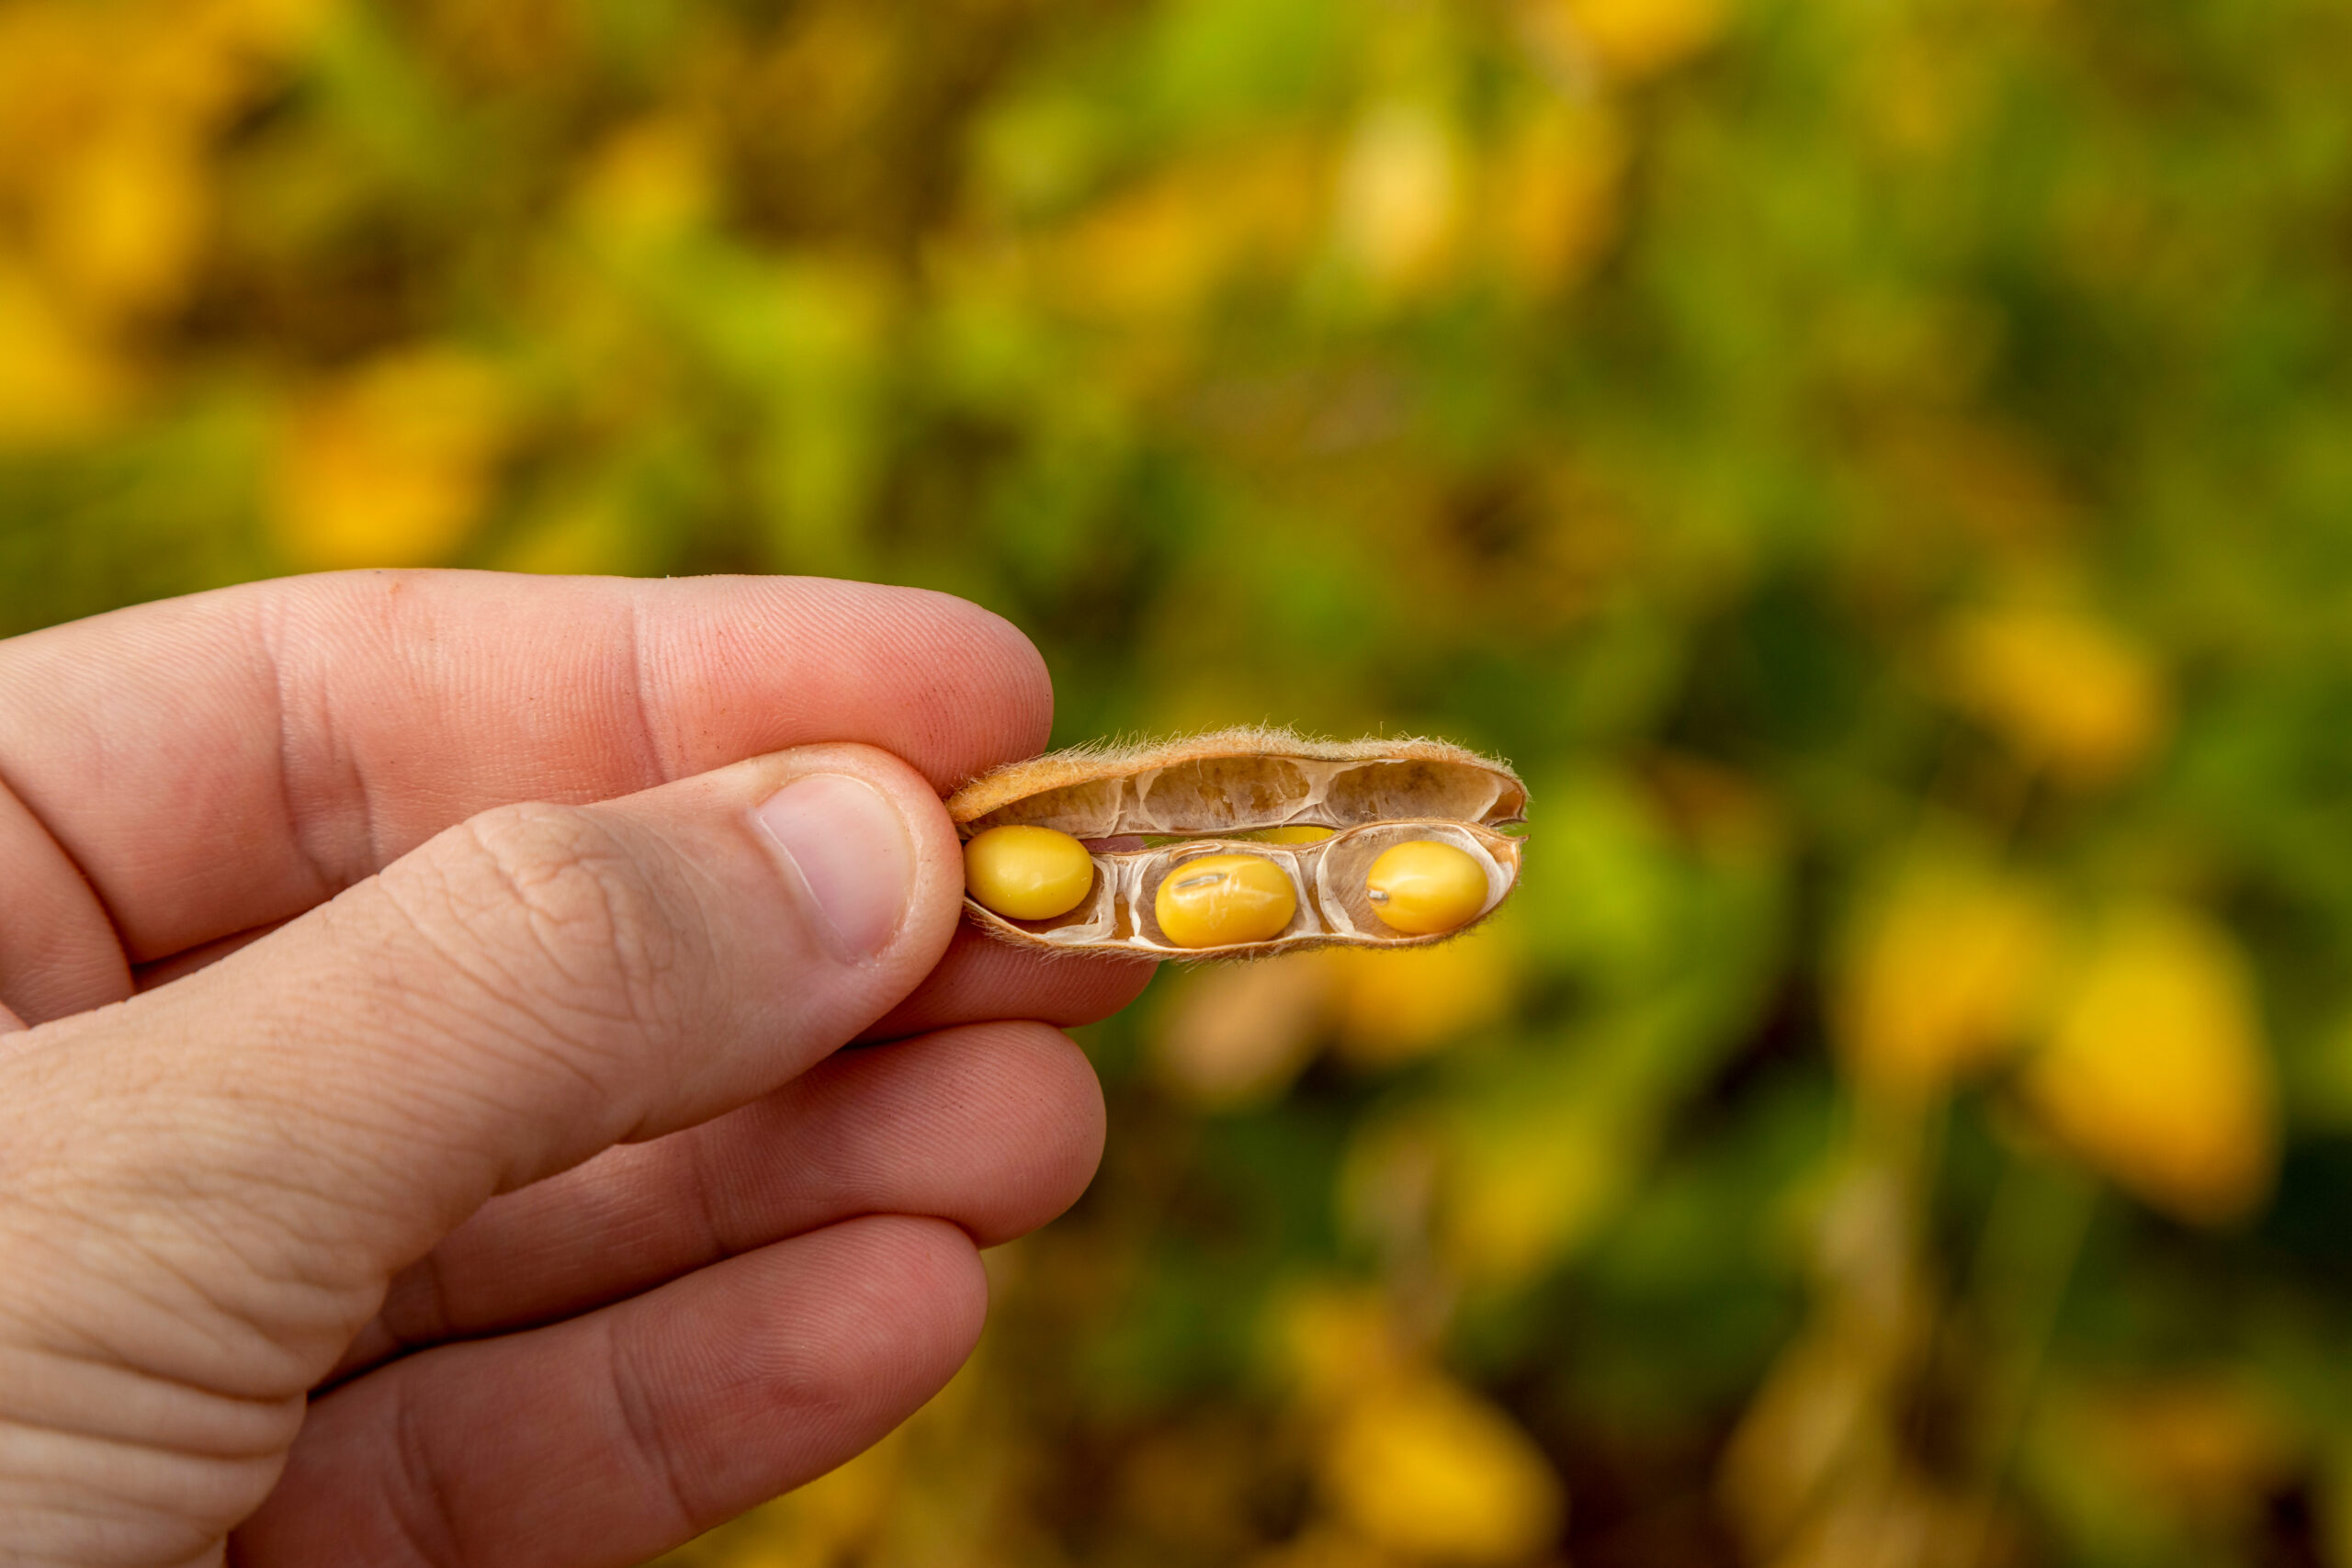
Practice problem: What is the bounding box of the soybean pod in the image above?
[945,728,1527,959]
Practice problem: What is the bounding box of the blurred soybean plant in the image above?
[9,0,2352,1562]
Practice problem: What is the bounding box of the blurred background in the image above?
[5,0,2351,1562]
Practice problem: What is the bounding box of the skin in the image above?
[0,571,1155,1568]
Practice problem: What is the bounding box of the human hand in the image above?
[0,572,1152,1567]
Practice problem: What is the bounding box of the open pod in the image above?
[945,728,1528,958]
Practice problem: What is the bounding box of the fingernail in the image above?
[752,774,915,961]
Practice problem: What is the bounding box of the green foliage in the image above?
[8,0,2352,1561]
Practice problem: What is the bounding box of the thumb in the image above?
[0,742,962,1382]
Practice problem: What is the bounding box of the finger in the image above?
[856,923,1155,1043]
[5,743,963,1430]
[0,780,128,1020]
[130,918,296,993]
[234,1216,985,1568]
[126,916,1158,1038]
[337,1020,1103,1379]
[0,570,1050,1022]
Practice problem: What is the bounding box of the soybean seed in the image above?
[964,825,1097,921]
[1153,853,1298,948]
[1364,840,1487,936]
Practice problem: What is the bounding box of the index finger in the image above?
[0,570,1049,1021]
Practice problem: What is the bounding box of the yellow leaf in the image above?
[0,9,112,197]
[1325,931,1520,1072]
[1319,1373,1565,1564]
[1939,604,2169,787]
[0,261,132,446]
[209,0,334,51]
[772,1427,906,1555]
[1411,1081,1636,1288]
[130,0,326,121]
[1532,0,1728,81]
[2018,905,2274,1224]
[574,118,715,243]
[1264,1282,1408,1412]
[1435,1103,1627,1287]
[1045,139,1320,327]
[1485,99,1624,299]
[1335,102,1462,299]
[272,349,514,569]
[1831,850,2053,1100]
[39,118,209,321]
[1046,173,1224,325]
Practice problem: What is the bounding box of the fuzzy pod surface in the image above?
[944,728,1527,959]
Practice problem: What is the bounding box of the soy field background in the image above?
[8,0,2352,1562]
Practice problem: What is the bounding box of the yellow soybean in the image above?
[964,825,1096,921]
[1154,853,1298,948]
[1364,840,1488,935]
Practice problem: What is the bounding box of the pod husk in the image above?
[946,728,1527,959]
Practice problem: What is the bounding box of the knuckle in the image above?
[604,1320,704,1536]
[401,804,698,1049]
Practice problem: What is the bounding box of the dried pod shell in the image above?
[946,728,1527,959]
